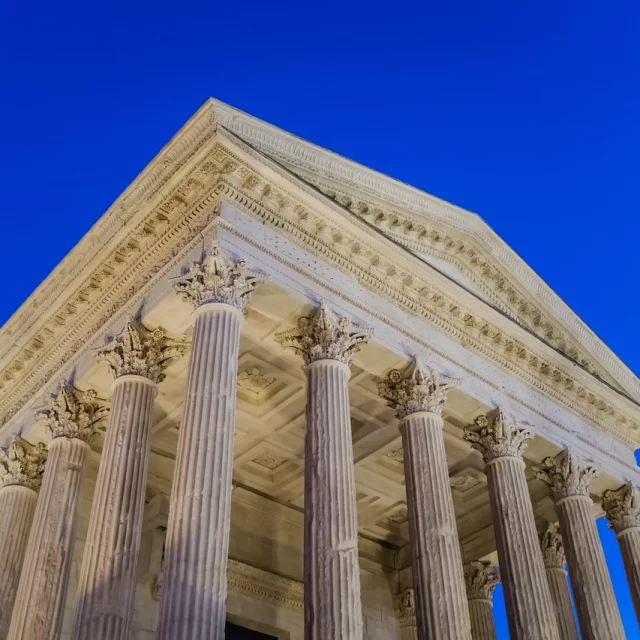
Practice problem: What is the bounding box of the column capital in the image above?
[98,317,187,383]
[171,234,264,311]
[378,356,460,420]
[0,436,47,490]
[603,482,640,535]
[36,380,109,443]
[540,522,566,569]
[533,449,598,501]
[463,408,533,464]
[464,561,500,601]
[396,588,416,626]
[275,301,372,366]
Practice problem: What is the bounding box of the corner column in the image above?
[72,318,186,640]
[534,449,625,640]
[8,383,108,640]
[157,239,263,640]
[0,437,46,640]
[540,522,579,640]
[464,561,500,640]
[464,409,560,640]
[379,357,471,640]
[276,302,372,639]
[603,483,640,627]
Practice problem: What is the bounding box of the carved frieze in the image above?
[463,408,533,464]
[275,301,372,366]
[0,436,47,490]
[378,356,460,420]
[533,449,598,501]
[35,380,108,442]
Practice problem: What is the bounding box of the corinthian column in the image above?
[379,357,471,640]
[464,409,560,640]
[540,522,579,640]
[533,450,625,640]
[8,382,108,640]
[396,589,417,639]
[276,302,372,639]
[157,239,263,640]
[72,318,186,640]
[464,561,500,640]
[603,483,640,626]
[0,437,46,639]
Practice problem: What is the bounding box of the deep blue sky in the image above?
[2,0,639,636]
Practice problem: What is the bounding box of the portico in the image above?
[0,99,639,639]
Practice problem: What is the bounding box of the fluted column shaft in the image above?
[0,486,37,639]
[545,566,578,640]
[468,600,496,640]
[157,304,242,640]
[8,438,89,640]
[486,457,559,639]
[304,359,363,638]
[401,412,471,639]
[71,376,156,640]
[555,495,624,639]
[617,528,640,624]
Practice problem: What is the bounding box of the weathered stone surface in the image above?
[540,523,579,640]
[534,450,625,640]
[464,410,560,640]
[396,589,417,639]
[464,561,499,640]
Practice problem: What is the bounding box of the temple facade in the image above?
[0,99,639,640]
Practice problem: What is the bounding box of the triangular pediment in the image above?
[210,98,640,403]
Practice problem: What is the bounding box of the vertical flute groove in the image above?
[557,496,625,640]
[71,377,156,640]
[468,600,496,640]
[487,458,560,640]
[8,438,89,640]
[157,306,242,640]
[305,360,363,639]
[544,567,579,640]
[618,528,640,626]
[0,486,37,640]
[401,412,471,640]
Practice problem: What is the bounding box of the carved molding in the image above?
[275,301,372,366]
[35,380,108,442]
[602,482,640,534]
[464,561,500,601]
[172,227,264,310]
[97,317,188,383]
[464,408,533,464]
[540,522,565,569]
[396,588,416,628]
[0,436,47,490]
[378,356,460,420]
[533,449,598,501]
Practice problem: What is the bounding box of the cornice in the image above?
[210,98,640,403]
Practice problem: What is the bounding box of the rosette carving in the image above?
[378,356,460,419]
[172,235,264,310]
[98,317,188,383]
[540,522,565,569]
[602,482,640,534]
[464,561,500,601]
[463,408,533,463]
[275,301,372,365]
[35,380,109,442]
[0,435,47,490]
[532,449,598,501]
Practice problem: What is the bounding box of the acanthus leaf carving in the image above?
[540,522,565,569]
[0,435,47,490]
[463,408,533,463]
[171,227,265,311]
[97,317,188,384]
[602,482,640,534]
[532,449,598,501]
[35,380,109,442]
[463,561,500,601]
[275,301,372,366]
[378,356,460,419]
